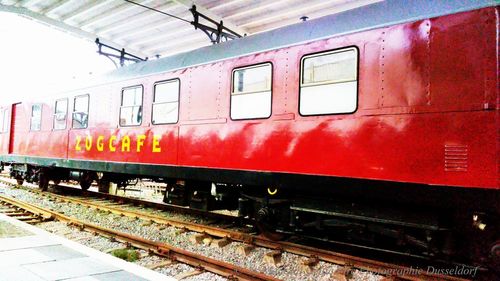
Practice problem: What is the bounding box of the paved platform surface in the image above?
[0,214,173,281]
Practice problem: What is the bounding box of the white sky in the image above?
[0,12,115,104]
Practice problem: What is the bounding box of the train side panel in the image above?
[8,103,29,156]
[67,73,181,166]
[2,7,496,190]
[8,100,69,159]
[177,7,498,189]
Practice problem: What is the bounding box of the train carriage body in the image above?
[0,0,498,266]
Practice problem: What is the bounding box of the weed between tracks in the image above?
[110,248,140,262]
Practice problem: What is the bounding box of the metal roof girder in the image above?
[171,0,247,36]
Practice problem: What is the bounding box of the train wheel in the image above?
[39,174,49,191]
[16,178,24,186]
[488,240,500,273]
[255,206,288,240]
[52,179,61,185]
[80,180,91,191]
[80,171,94,191]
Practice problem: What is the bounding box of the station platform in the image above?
[0,214,172,281]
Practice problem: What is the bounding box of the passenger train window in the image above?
[231,63,272,120]
[53,99,68,130]
[120,86,143,126]
[72,95,89,129]
[152,79,179,124]
[299,47,358,115]
[30,104,42,131]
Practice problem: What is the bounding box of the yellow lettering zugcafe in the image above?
[75,135,162,153]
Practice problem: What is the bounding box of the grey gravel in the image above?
[156,263,193,277]
[184,272,227,281]
[133,254,164,267]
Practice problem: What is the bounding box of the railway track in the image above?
[0,196,53,224]
[0,192,279,281]
[36,176,252,225]
[0,175,474,281]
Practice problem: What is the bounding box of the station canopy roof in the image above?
[0,0,381,59]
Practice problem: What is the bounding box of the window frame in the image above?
[119,85,144,127]
[298,46,359,117]
[151,79,180,125]
[53,98,68,130]
[72,94,90,129]
[230,62,273,121]
[30,103,42,132]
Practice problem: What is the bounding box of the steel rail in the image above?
[0,176,472,281]
[0,173,251,225]
[0,199,51,224]
[0,194,279,281]
[59,181,253,225]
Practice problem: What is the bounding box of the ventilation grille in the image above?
[444,144,468,172]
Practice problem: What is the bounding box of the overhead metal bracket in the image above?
[190,5,243,44]
[95,38,148,68]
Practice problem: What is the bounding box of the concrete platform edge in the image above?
[0,213,175,281]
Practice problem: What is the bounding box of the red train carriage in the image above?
[0,0,498,267]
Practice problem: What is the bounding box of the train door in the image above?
[8,103,21,154]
